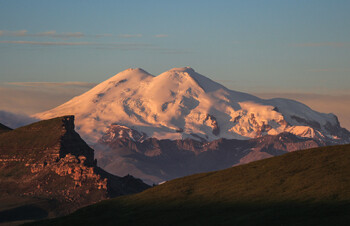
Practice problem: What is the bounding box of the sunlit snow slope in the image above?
[34,67,348,144]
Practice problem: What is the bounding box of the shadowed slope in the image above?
[0,123,12,134]
[33,144,350,225]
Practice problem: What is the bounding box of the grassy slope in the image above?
[0,117,67,179]
[0,117,66,155]
[33,144,350,226]
[0,117,73,224]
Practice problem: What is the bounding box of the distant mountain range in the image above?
[0,116,149,224]
[32,143,350,226]
[34,67,350,183]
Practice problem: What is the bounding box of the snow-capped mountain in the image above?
[34,67,349,144]
[33,67,350,184]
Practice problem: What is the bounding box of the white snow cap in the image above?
[34,67,341,143]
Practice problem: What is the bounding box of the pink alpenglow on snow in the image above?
[34,67,349,144]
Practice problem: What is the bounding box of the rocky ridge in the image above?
[0,116,149,219]
[95,126,324,184]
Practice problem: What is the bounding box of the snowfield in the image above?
[34,67,342,144]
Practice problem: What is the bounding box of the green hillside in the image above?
[0,117,66,152]
[33,144,350,226]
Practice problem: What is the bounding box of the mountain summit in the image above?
[33,67,350,184]
[34,67,349,144]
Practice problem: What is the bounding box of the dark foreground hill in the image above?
[0,116,149,225]
[33,143,350,226]
[0,122,11,134]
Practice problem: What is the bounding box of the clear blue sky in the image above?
[0,0,349,93]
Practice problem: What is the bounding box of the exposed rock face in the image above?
[0,116,149,218]
[29,153,107,189]
[323,117,350,141]
[204,114,220,136]
[95,125,323,184]
[100,124,148,143]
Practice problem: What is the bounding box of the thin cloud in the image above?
[36,31,85,38]
[94,33,113,38]
[157,49,193,54]
[0,40,154,49]
[0,84,89,115]
[0,40,93,45]
[0,110,38,129]
[292,42,349,47]
[0,30,28,36]
[307,68,350,73]
[0,38,190,53]
[154,34,169,38]
[6,81,98,88]
[118,34,143,38]
[0,30,112,39]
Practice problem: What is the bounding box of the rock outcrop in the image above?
[0,116,149,218]
[95,126,323,184]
